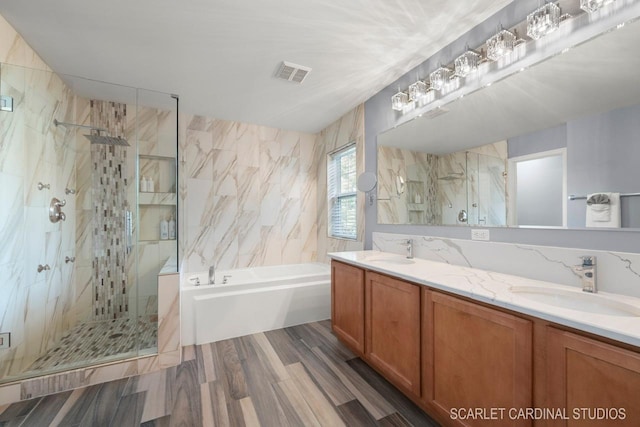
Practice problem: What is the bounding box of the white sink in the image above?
[366,256,415,265]
[510,286,640,317]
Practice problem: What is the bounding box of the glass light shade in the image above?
[580,0,615,13]
[391,91,409,111]
[429,67,452,91]
[454,50,480,77]
[486,29,516,61]
[527,3,561,40]
[408,80,428,101]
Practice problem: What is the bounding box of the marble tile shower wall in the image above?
[316,105,366,262]
[0,56,77,376]
[180,115,318,271]
[373,232,640,299]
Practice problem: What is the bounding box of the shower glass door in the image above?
[0,63,177,384]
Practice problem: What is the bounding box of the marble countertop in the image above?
[329,250,640,348]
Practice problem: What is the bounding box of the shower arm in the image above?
[53,119,108,134]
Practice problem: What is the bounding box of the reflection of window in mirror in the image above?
[507,148,567,228]
[327,143,357,239]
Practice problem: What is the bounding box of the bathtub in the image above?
[181,262,331,345]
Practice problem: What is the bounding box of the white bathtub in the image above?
[181,263,331,345]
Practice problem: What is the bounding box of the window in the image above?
[328,143,357,240]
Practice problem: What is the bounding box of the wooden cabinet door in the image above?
[365,271,421,396]
[423,290,533,427]
[546,327,640,427]
[331,261,365,355]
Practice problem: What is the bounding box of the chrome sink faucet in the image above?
[406,239,414,259]
[574,256,597,293]
[209,264,215,285]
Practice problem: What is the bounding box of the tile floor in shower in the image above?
[24,314,158,374]
[3,297,159,382]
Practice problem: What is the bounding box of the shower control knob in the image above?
[49,198,67,223]
[37,264,51,273]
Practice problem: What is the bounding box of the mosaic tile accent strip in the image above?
[24,315,157,374]
[90,101,130,320]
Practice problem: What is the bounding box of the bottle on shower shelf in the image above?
[147,176,155,193]
[140,176,147,192]
[160,217,169,240]
[168,215,176,240]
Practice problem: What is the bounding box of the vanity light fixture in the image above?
[391,91,410,111]
[486,27,517,61]
[527,2,561,40]
[580,0,615,13]
[408,80,429,101]
[429,66,453,91]
[454,49,481,77]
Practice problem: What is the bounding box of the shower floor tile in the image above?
[23,315,157,375]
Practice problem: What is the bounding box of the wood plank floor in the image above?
[0,320,439,426]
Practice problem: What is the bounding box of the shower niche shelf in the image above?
[138,192,177,206]
[138,153,177,242]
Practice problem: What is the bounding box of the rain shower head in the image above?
[83,134,130,146]
[54,119,129,146]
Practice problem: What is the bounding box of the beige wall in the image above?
[316,105,366,262]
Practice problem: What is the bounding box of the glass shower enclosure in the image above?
[0,63,178,384]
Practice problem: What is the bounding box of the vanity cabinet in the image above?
[545,327,640,426]
[331,261,365,355]
[330,259,640,427]
[423,290,533,426]
[365,271,421,396]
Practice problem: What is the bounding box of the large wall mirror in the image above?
[377,16,640,229]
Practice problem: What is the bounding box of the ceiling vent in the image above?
[275,61,311,84]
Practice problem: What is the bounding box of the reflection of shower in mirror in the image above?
[395,174,405,195]
[437,172,465,181]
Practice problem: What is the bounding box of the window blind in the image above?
[328,144,357,240]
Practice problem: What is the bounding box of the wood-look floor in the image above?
[0,320,439,426]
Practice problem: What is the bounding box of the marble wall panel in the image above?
[0,15,50,71]
[181,115,318,272]
[373,232,640,299]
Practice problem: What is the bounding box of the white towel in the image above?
[586,192,621,228]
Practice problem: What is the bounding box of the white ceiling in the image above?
[0,0,512,133]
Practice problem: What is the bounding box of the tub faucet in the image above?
[209,264,215,285]
[573,256,597,293]
[406,239,414,259]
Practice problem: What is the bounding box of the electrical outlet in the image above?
[0,333,10,349]
[471,229,490,241]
